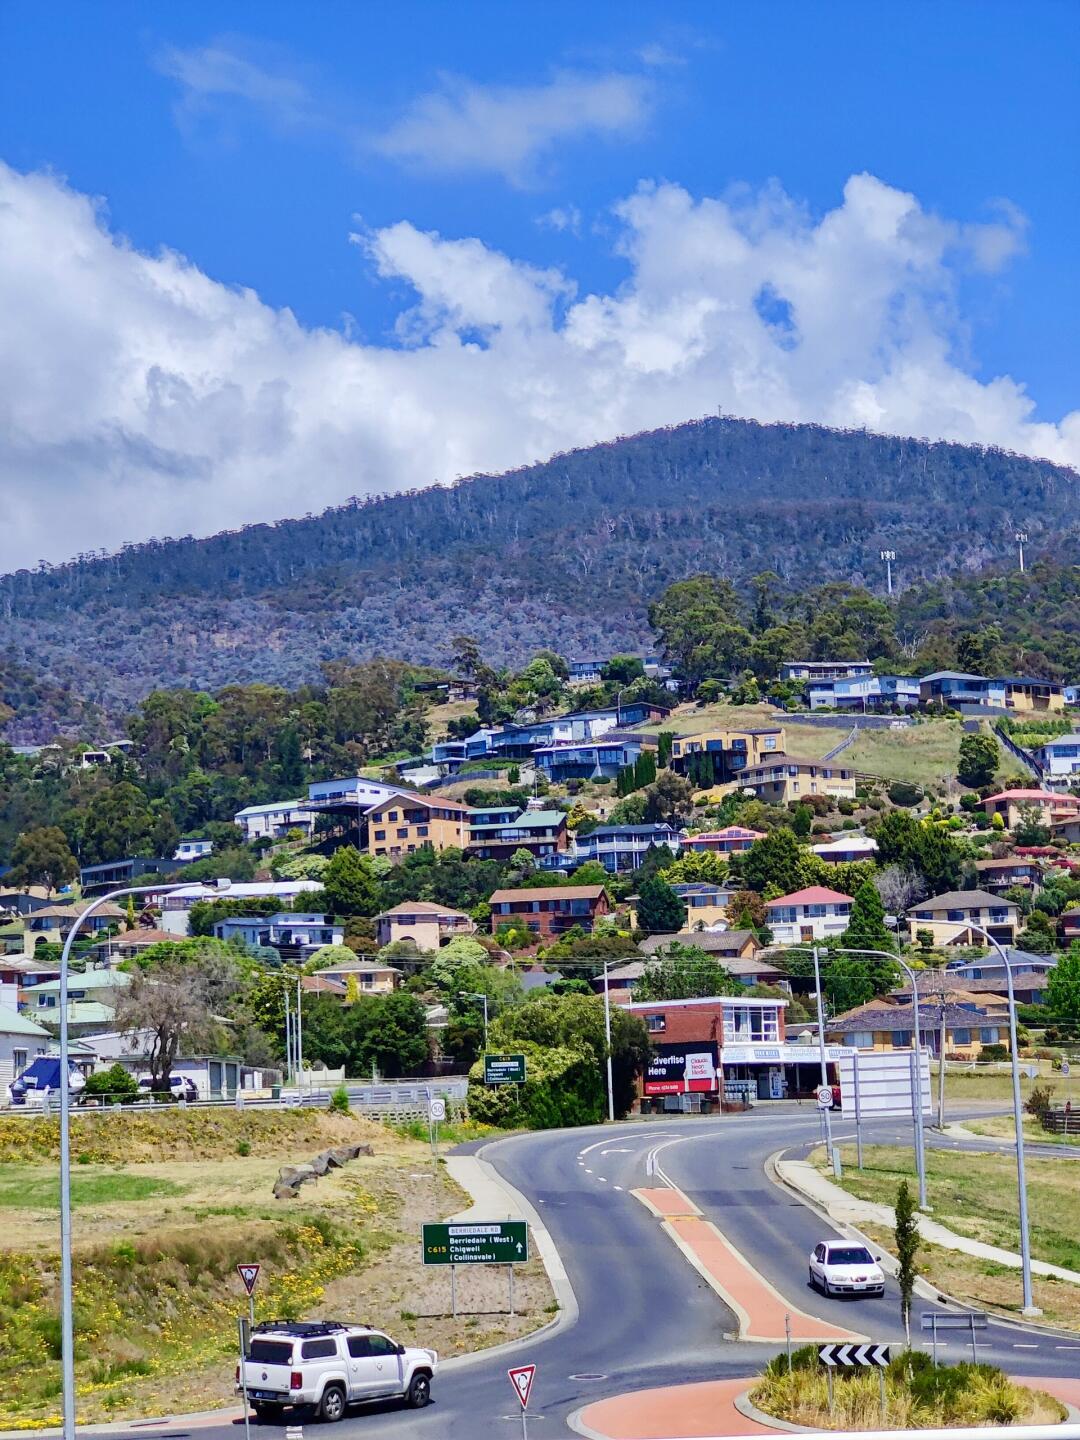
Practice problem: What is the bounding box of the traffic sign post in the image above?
[484,1054,527,1085]
[422,1222,528,1318]
[508,1365,535,1440]
[920,1309,986,1365]
[819,1343,890,1422]
[815,1084,833,1109]
[422,1221,528,1265]
[237,1263,260,1333]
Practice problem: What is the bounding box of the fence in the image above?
[993,724,1044,781]
[1041,1107,1080,1136]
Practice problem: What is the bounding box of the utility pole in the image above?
[810,947,838,1175]
[880,549,896,596]
[1015,531,1028,572]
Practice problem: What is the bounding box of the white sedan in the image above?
[809,1241,885,1297]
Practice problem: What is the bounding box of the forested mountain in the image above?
[2,416,1078,736]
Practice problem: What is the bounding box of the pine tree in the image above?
[842,879,894,956]
[635,875,687,936]
[894,1179,920,1345]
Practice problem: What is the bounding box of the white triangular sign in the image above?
[237,1263,261,1295]
[508,1364,535,1410]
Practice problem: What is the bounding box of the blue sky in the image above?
[1,1,1078,561]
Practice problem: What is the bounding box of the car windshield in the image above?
[828,1246,874,1265]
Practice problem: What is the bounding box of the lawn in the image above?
[942,1061,1056,1105]
[0,1165,186,1210]
[813,1142,1080,1272]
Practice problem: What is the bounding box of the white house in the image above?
[765,886,854,945]
[811,836,879,863]
[173,838,213,861]
[0,1008,51,1092]
[233,801,313,843]
[158,880,322,936]
[1031,734,1080,792]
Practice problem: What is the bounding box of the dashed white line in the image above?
[1013,1343,1038,1349]
[613,1184,623,1191]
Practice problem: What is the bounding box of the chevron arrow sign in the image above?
[819,1343,890,1368]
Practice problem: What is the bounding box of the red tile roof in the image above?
[765,886,854,908]
[983,789,1080,804]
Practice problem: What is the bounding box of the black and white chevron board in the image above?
[819,1343,891,1368]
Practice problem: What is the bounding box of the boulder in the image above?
[310,1152,332,1177]
[273,1179,301,1200]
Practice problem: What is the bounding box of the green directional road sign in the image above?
[421,1221,529,1267]
[484,1053,527,1085]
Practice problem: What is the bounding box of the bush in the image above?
[837,798,855,816]
[980,1043,1009,1061]
[82,1065,139,1103]
[466,1041,603,1129]
[328,1085,351,1114]
[1024,1083,1055,1120]
[888,780,924,807]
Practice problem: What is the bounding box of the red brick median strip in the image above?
[632,1187,860,1344]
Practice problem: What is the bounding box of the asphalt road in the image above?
[77,1107,1080,1440]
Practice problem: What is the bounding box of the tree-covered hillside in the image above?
[1,416,1077,734]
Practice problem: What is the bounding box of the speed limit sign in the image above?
[429,1097,446,1122]
[816,1085,834,1110]
[1061,1061,1071,1078]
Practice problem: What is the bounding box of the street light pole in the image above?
[810,947,838,1174]
[602,959,616,1122]
[465,992,489,1051]
[57,878,228,1440]
[935,919,1039,1316]
[1015,530,1028,572]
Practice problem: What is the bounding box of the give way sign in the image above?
[236,1264,261,1295]
[508,1364,535,1409]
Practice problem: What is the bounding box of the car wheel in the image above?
[252,1404,281,1422]
[808,1267,816,1290]
[822,1278,832,1297]
[318,1385,346,1423]
[407,1372,431,1409]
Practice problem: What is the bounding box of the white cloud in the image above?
[371,71,652,186]
[536,205,583,235]
[0,161,1076,565]
[155,40,322,135]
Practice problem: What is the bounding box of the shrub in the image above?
[82,1064,139,1103]
[329,1085,351,1114]
[1024,1083,1055,1119]
[888,780,924,807]
[236,1139,251,1156]
[466,1041,603,1129]
[980,1042,1009,1061]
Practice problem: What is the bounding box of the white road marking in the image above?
[1013,1343,1038,1349]
[600,1148,633,1155]
[613,1184,623,1191]
[596,1175,608,1183]
[584,1168,593,1174]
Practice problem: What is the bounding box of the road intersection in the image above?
[62,1107,1080,1440]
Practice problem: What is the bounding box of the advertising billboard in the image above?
[644,1042,719,1095]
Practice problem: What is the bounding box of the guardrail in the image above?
[6,1076,471,1117]
[994,723,1044,781]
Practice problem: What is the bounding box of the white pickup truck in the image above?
[238,1321,437,1421]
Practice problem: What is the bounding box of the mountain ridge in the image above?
[1,414,1078,733]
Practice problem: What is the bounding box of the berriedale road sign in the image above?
[421,1221,529,1266]
[819,1343,890,1368]
[484,1053,527,1085]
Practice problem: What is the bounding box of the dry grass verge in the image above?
[0,1111,552,1427]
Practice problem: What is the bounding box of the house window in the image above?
[847,1032,873,1048]
[374,830,386,841]
[387,811,398,821]
[646,1014,666,1032]
[953,1028,971,1045]
[12,1049,27,1073]
[396,828,409,839]
[893,1030,912,1046]
[947,910,965,922]
[979,1028,998,1044]
[416,825,429,837]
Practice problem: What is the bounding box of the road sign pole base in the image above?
[1022,1305,1043,1318]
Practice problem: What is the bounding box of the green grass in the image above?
[813,1143,1080,1274]
[0,1164,186,1210]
